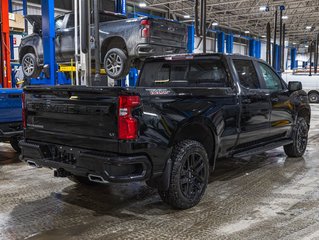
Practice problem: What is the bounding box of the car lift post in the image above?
[42,0,56,85]
[0,0,11,88]
[30,0,56,85]
[187,25,195,53]
[115,0,128,87]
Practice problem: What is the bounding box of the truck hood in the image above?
[25,15,42,33]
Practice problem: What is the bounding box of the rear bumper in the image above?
[20,141,152,183]
[135,43,186,57]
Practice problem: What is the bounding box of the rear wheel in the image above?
[10,137,21,153]
[21,53,42,78]
[284,117,309,157]
[308,92,319,103]
[158,140,209,209]
[104,48,130,80]
[68,175,99,186]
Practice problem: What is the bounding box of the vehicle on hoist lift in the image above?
[19,11,188,80]
[0,88,22,152]
[20,54,310,209]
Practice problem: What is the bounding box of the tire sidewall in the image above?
[10,137,21,153]
[22,53,39,78]
[293,117,308,156]
[309,93,319,103]
[104,48,129,80]
[171,142,209,208]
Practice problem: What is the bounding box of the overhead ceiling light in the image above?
[282,15,288,19]
[293,42,296,45]
[139,2,147,8]
[184,15,191,19]
[259,6,268,11]
[245,30,250,34]
[212,22,219,26]
[305,45,309,48]
[306,26,312,30]
[261,35,266,38]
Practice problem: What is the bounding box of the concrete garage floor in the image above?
[1,106,319,240]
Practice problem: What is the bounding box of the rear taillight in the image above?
[141,19,151,38]
[22,92,26,129]
[118,95,140,140]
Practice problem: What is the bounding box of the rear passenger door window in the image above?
[233,60,260,89]
[188,60,228,87]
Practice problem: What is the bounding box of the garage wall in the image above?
[194,36,248,55]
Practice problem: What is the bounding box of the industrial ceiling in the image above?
[138,0,319,45]
[17,0,319,45]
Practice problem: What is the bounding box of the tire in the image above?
[104,48,130,80]
[67,175,99,186]
[308,92,319,103]
[284,117,309,157]
[158,140,209,209]
[10,137,21,153]
[21,53,42,78]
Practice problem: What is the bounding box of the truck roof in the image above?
[146,53,258,61]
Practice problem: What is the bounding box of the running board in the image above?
[233,140,293,158]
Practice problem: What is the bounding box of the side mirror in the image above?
[288,81,302,92]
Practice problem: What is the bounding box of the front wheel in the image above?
[284,117,309,157]
[104,48,130,80]
[158,140,209,209]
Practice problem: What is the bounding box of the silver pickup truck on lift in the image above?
[19,11,188,80]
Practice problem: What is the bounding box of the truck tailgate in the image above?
[150,19,187,48]
[24,86,126,152]
[0,89,22,123]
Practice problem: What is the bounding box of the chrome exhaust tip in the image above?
[88,174,109,184]
[26,160,40,168]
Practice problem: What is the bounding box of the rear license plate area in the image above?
[51,146,77,164]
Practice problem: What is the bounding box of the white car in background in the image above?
[282,73,319,103]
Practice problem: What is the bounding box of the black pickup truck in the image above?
[20,54,310,209]
[19,11,187,80]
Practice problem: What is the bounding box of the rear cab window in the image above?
[139,57,229,88]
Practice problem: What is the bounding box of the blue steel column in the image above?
[255,40,261,59]
[129,68,138,87]
[290,48,297,70]
[187,25,195,53]
[249,39,255,57]
[226,34,233,54]
[217,32,225,53]
[275,44,281,73]
[41,0,56,85]
[115,0,126,15]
